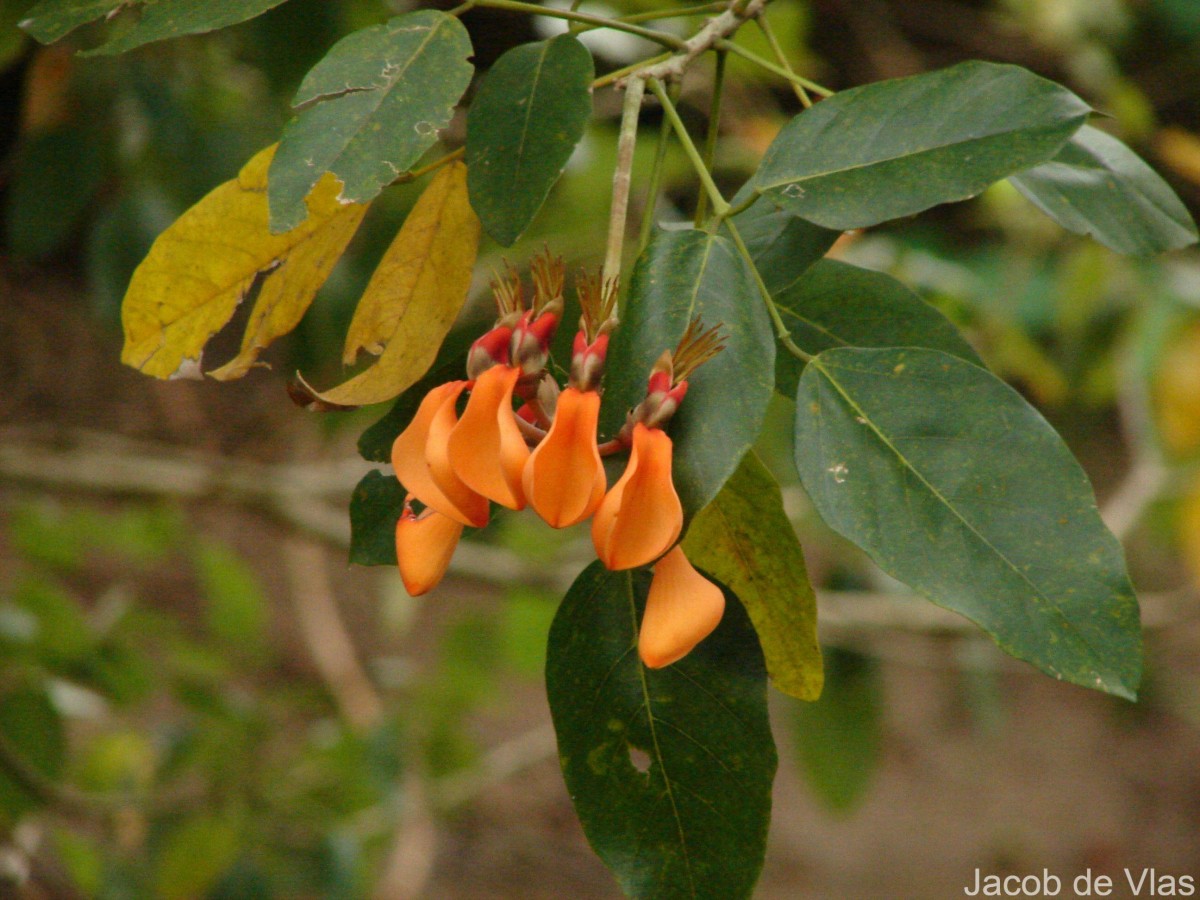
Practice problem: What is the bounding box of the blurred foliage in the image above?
[3,0,1200,893]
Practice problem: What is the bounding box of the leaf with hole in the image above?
[466,34,594,246]
[794,347,1141,698]
[1011,124,1198,256]
[755,61,1091,229]
[546,561,775,900]
[268,10,473,233]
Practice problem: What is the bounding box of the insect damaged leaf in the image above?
[121,144,367,381]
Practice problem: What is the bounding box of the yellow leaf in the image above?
[121,144,367,380]
[296,161,480,408]
[1153,319,1200,459]
[1178,472,1200,588]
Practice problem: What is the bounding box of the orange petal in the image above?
[591,423,683,570]
[447,365,530,509]
[424,384,491,528]
[638,546,725,668]
[391,382,488,528]
[395,508,463,596]
[523,387,605,528]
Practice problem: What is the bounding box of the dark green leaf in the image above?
[755,61,1091,229]
[20,0,293,49]
[85,0,293,56]
[682,453,822,700]
[791,648,881,813]
[268,10,474,233]
[466,34,594,246]
[349,470,404,566]
[546,562,776,900]
[600,229,774,520]
[794,347,1141,698]
[729,193,840,297]
[1010,124,1198,256]
[774,258,981,396]
[19,0,120,43]
[0,687,65,819]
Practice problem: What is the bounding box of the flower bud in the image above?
[395,505,463,596]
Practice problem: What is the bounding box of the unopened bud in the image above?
[569,330,609,391]
[467,325,513,380]
[510,298,562,376]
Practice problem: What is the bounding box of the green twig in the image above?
[472,0,687,49]
[648,78,728,219]
[639,82,680,253]
[717,38,833,96]
[724,216,815,362]
[387,146,464,186]
[694,50,727,226]
[594,52,673,89]
[755,13,812,107]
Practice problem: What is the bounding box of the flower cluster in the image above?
[391,252,725,668]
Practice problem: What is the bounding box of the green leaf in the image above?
[19,0,120,43]
[20,0,292,49]
[755,61,1091,229]
[349,470,404,567]
[193,541,269,648]
[546,562,776,900]
[682,453,822,701]
[0,687,64,820]
[85,0,293,56]
[790,648,881,813]
[1010,124,1198,256]
[268,10,474,233]
[774,258,982,397]
[466,34,594,246]
[794,347,1141,699]
[729,194,840,298]
[600,229,775,520]
[155,815,240,900]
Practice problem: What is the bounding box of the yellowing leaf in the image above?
[683,453,823,701]
[1154,319,1200,459]
[1178,472,1200,588]
[121,144,367,380]
[296,161,480,408]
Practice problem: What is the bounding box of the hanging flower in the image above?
[446,362,530,509]
[395,502,464,596]
[523,385,606,527]
[638,545,725,668]
[591,422,683,570]
[392,380,489,528]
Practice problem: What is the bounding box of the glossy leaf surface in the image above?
[794,347,1141,698]
[466,34,594,246]
[546,562,775,900]
[1011,124,1198,256]
[755,61,1090,229]
[683,453,822,700]
[600,229,774,520]
[268,11,473,232]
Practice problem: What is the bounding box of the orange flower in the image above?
[395,506,464,596]
[447,364,530,509]
[523,387,605,528]
[638,546,725,668]
[591,422,683,570]
[392,381,489,528]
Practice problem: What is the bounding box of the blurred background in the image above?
[1,0,1199,896]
